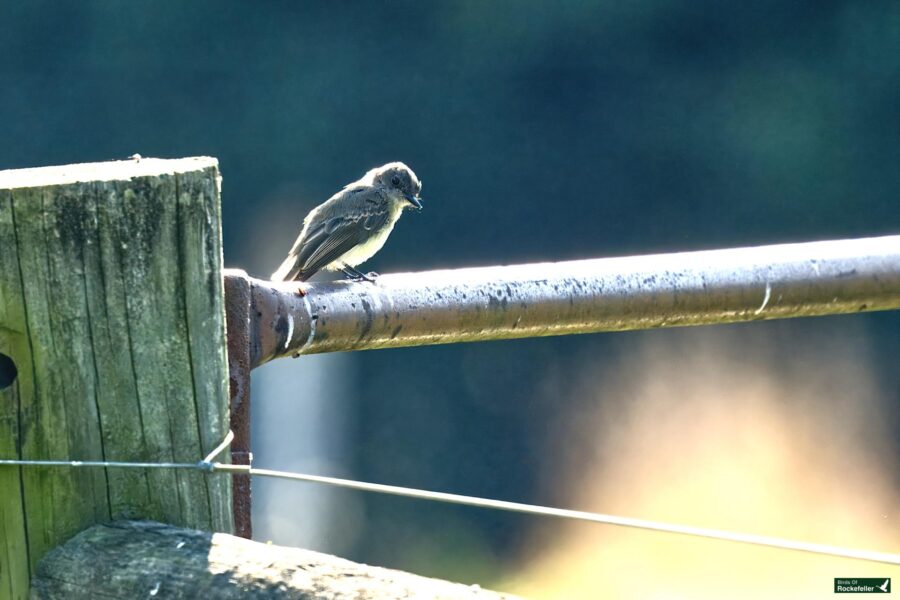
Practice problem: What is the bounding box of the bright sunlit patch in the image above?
[509,327,900,599]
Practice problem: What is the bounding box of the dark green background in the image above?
[2,0,898,586]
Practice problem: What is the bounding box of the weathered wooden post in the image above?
[0,158,232,598]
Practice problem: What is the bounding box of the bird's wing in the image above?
[271,186,386,282]
[292,205,392,280]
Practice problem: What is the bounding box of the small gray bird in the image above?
[271,162,423,283]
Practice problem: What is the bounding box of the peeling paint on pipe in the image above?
[229,235,900,365]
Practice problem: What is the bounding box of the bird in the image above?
[271,162,423,283]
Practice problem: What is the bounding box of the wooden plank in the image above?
[0,189,31,600]
[176,168,232,529]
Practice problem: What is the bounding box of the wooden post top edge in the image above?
[0,156,219,190]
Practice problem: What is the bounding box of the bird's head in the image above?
[374,162,423,210]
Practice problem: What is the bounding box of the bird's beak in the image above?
[404,194,423,210]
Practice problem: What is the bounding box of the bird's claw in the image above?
[352,272,377,283]
[340,266,378,283]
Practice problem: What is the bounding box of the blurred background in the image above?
[2,1,899,597]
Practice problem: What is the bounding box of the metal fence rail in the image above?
[233,234,900,365]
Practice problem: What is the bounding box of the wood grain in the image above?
[0,158,232,599]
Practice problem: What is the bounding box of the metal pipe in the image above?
[234,234,900,364]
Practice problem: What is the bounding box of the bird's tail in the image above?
[271,254,306,282]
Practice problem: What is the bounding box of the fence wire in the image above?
[2,430,897,566]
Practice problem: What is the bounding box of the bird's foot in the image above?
[349,272,377,283]
[340,265,378,283]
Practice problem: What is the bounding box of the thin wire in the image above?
[0,458,201,469]
[202,429,235,465]
[212,463,900,566]
[0,429,235,472]
[3,431,898,566]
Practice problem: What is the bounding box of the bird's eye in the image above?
[391,175,401,186]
